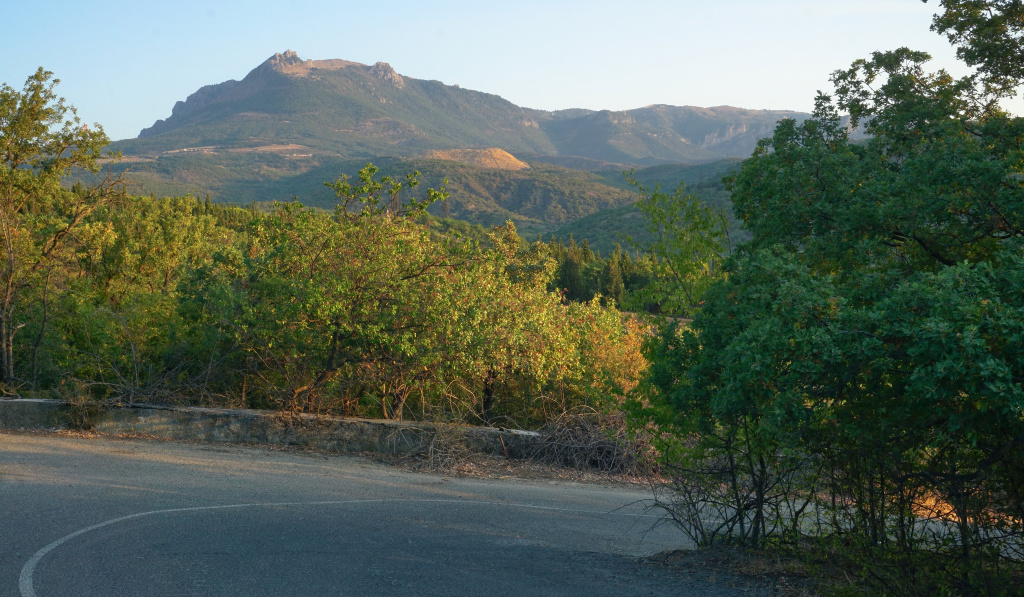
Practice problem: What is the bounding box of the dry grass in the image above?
[385,449,657,486]
[419,148,530,170]
[376,422,658,486]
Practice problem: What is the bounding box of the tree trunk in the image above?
[30,289,48,390]
[0,316,9,385]
[481,370,496,424]
[388,388,409,421]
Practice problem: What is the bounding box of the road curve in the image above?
[0,432,747,596]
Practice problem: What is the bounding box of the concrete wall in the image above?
[0,399,541,458]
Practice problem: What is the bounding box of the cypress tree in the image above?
[604,251,625,306]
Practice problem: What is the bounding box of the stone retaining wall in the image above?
[0,399,541,458]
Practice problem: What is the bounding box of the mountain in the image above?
[103,51,808,237]
[527,105,805,164]
[113,51,808,166]
[121,51,555,160]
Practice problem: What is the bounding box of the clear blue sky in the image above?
[4,0,1018,142]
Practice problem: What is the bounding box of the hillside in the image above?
[108,144,748,243]
[419,148,530,170]
[549,159,749,254]
[115,153,640,236]
[532,105,805,165]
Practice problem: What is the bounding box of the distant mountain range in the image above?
[104,51,809,237]
[115,50,808,166]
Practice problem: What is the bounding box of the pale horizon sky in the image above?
[4,0,1020,142]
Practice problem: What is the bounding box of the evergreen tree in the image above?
[557,255,586,302]
[603,248,625,306]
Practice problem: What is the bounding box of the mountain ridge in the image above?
[120,50,809,166]
[100,52,814,241]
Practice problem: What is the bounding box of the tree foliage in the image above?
[0,118,647,430]
[624,173,731,317]
[172,166,648,424]
[638,1,1024,591]
[928,0,1024,96]
[0,68,124,391]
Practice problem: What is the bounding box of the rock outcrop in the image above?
[370,61,405,88]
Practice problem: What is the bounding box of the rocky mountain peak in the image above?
[254,50,322,77]
[267,50,304,70]
[370,62,404,88]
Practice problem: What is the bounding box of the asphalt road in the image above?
[0,431,749,596]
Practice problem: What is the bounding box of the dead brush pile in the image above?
[528,408,659,477]
[399,423,475,474]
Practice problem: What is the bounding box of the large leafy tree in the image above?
[54,195,224,400]
[641,0,1024,586]
[0,68,123,389]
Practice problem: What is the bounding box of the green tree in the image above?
[640,0,1024,588]
[557,253,586,302]
[181,165,460,417]
[0,68,123,389]
[602,246,625,307]
[928,0,1024,95]
[625,173,730,317]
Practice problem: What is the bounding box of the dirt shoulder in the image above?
[11,426,656,488]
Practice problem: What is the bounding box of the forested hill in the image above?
[112,50,808,165]
[114,152,632,238]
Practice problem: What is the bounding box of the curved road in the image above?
[0,432,746,596]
